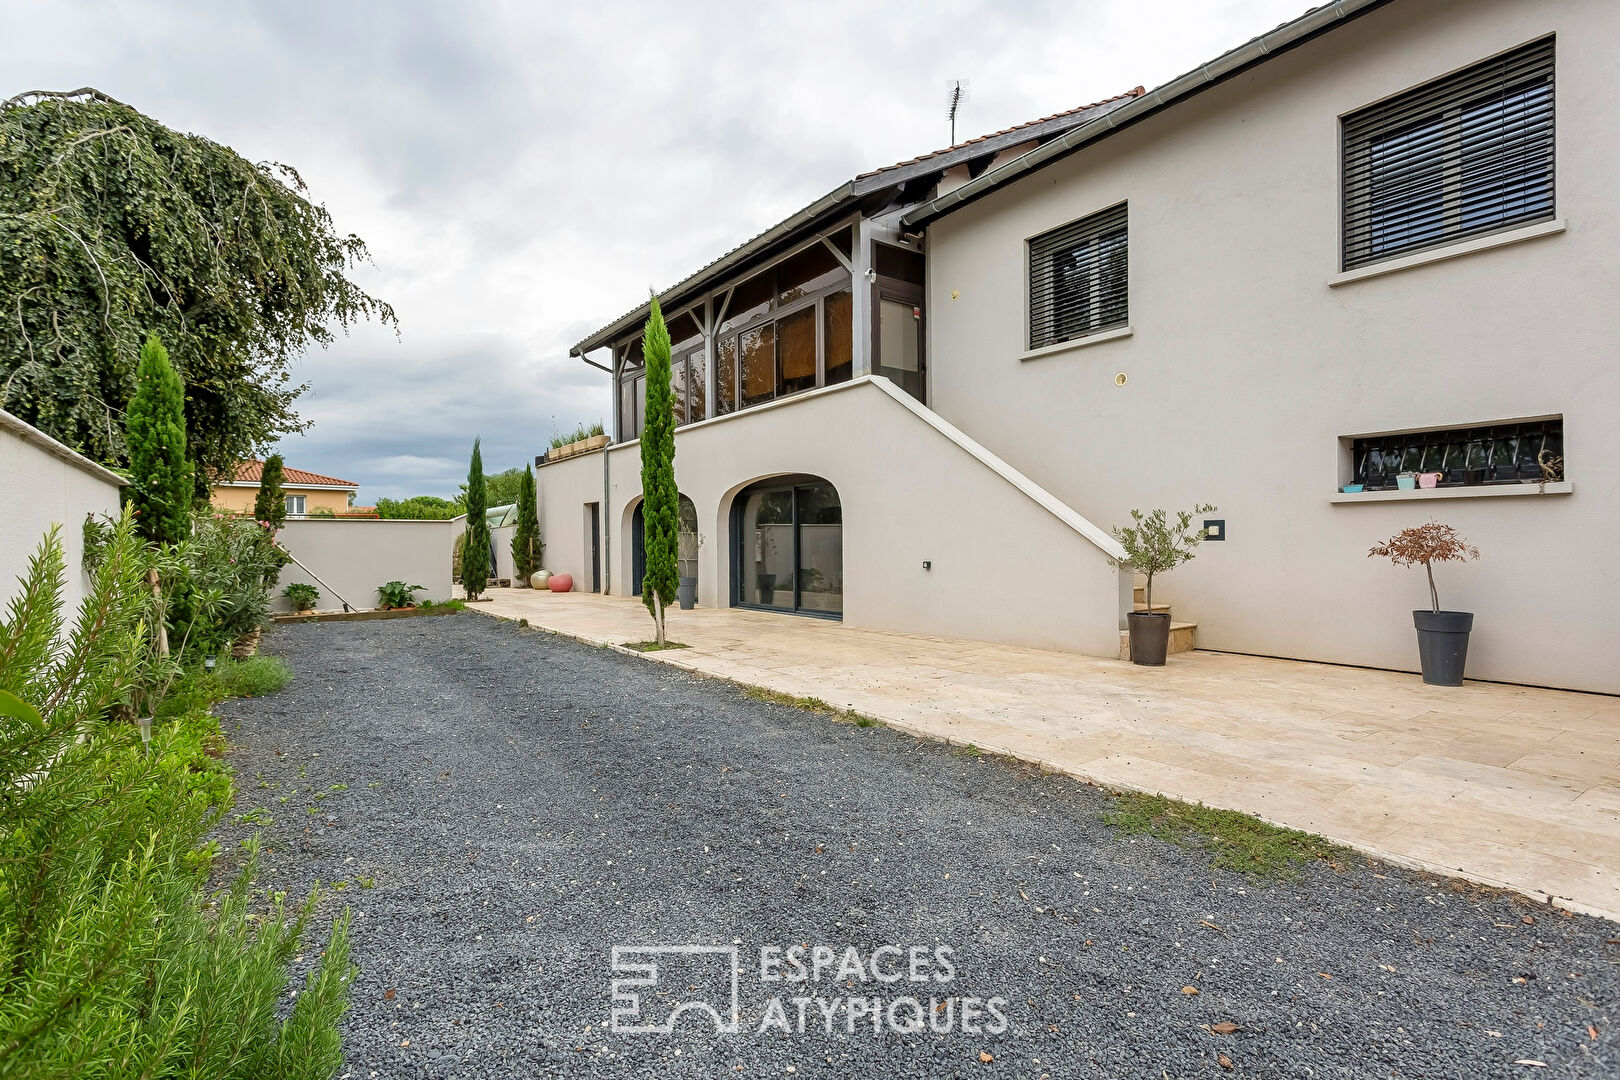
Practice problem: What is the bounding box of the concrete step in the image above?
[1118,621,1197,661]
[1133,602,1171,613]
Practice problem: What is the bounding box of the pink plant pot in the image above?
[1418,472,1441,489]
[548,573,573,593]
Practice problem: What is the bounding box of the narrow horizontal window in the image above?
[1349,418,1563,491]
[1028,202,1127,351]
[1343,37,1555,270]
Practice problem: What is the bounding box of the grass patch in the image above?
[621,640,690,652]
[742,686,881,728]
[213,655,292,698]
[420,598,467,612]
[1104,790,1347,879]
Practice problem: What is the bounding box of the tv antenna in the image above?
[947,79,969,144]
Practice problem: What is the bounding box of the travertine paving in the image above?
[472,589,1620,920]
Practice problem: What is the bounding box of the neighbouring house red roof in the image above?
[229,460,358,488]
[855,87,1145,179]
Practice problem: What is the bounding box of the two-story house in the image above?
[535,0,1617,695]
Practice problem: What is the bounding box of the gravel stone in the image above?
[211,614,1619,1079]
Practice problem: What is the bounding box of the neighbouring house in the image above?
[210,461,359,518]
[0,407,125,619]
[536,0,1617,695]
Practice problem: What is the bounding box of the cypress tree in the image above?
[511,463,541,584]
[639,297,679,645]
[124,332,192,544]
[461,438,490,599]
[254,453,288,527]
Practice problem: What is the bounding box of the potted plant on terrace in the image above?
[1112,503,1216,666]
[282,582,319,612]
[377,580,425,610]
[1368,522,1479,686]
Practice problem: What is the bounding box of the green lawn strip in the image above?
[1104,790,1349,879]
[743,686,878,726]
[621,640,691,652]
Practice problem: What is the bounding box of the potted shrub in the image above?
[377,580,426,610]
[1368,522,1479,686]
[282,582,319,612]
[677,520,703,610]
[1112,503,1216,666]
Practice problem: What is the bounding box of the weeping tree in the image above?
[124,333,192,544]
[461,439,490,600]
[639,298,679,646]
[511,464,540,585]
[0,88,395,492]
[254,453,288,528]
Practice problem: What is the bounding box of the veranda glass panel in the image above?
[777,306,817,396]
[717,337,737,414]
[824,290,853,385]
[740,325,775,408]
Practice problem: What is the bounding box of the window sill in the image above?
[1328,219,1566,287]
[1330,481,1572,504]
[1018,325,1132,362]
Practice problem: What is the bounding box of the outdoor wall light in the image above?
[922,560,932,570]
[1204,519,1225,541]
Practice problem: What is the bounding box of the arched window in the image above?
[731,477,841,617]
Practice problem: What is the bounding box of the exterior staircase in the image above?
[1118,578,1198,659]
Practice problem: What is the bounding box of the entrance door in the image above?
[631,502,645,597]
[732,477,842,618]
[587,502,601,593]
[875,283,924,402]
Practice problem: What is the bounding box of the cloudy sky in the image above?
[6,0,1305,502]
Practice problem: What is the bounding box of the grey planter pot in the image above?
[1127,611,1170,666]
[677,576,697,610]
[1413,610,1473,685]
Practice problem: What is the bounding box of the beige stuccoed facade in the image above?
[540,0,1619,695]
[917,0,1618,694]
[536,378,1127,656]
[209,482,353,517]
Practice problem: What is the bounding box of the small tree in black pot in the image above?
[1369,522,1478,686]
[1113,504,1215,666]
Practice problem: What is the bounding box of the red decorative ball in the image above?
[547,572,573,593]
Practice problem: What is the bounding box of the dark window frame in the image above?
[1341,37,1556,271]
[1027,202,1128,351]
[1349,418,1563,491]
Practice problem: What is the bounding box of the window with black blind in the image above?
[1342,37,1555,270]
[1028,203,1127,350]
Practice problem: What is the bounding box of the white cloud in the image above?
[3,0,1308,500]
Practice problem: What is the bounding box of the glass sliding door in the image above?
[738,488,795,610]
[733,477,842,618]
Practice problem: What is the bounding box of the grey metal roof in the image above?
[568,91,1143,359]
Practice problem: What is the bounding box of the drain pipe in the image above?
[602,440,612,594]
[276,543,357,613]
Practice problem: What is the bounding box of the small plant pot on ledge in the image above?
[1126,611,1171,666]
[1413,610,1473,685]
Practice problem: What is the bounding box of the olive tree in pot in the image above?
[1368,522,1478,686]
[1112,504,1216,666]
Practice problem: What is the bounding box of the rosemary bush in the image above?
[0,517,353,1079]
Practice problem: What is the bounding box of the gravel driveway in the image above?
[213,614,1618,1079]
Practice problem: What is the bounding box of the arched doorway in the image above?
[731,476,841,617]
[631,494,698,599]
